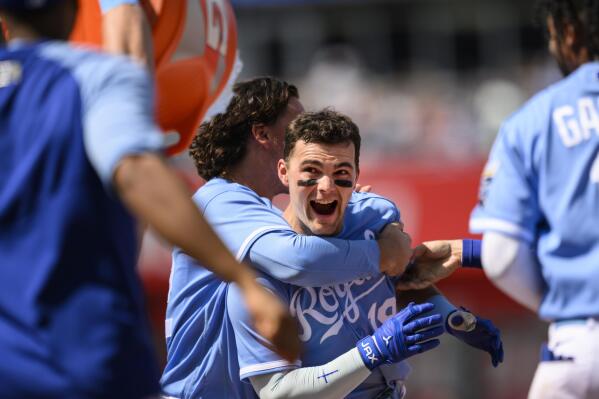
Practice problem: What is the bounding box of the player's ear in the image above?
[251,123,268,145]
[563,21,587,57]
[277,159,289,187]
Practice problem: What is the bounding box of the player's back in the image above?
[161,179,275,398]
[0,41,159,398]
[482,61,599,320]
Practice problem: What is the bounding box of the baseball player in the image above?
[469,1,599,397]
[160,78,416,398]
[227,109,503,398]
[0,1,298,397]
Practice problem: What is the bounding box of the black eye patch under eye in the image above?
[334,179,353,188]
[297,179,318,186]
[296,179,353,188]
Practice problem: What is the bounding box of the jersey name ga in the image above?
[553,96,599,148]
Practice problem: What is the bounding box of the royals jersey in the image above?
[470,62,599,321]
[161,179,381,398]
[227,192,411,398]
[0,41,164,397]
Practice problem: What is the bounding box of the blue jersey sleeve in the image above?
[199,182,380,287]
[79,56,163,186]
[226,277,300,382]
[342,193,402,283]
[469,119,541,243]
[39,44,164,188]
[343,192,401,232]
[248,234,380,287]
[99,0,139,13]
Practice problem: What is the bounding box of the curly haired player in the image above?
[470,1,599,397]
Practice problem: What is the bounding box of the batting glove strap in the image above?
[357,335,386,370]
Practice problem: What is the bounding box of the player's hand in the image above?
[394,240,462,290]
[240,278,301,362]
[446,308,504,367]
[377,222,412,277]
[103,3,154,72]
[356,302,443,370]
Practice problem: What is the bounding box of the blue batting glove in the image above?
[357,302,444,370]
[446,307,504,367]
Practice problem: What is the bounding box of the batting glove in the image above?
[446,307,504,367]
[356,302,444,370]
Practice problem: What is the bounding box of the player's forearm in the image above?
[396,287,457,331]
[114,153,253,286]
[396,286,440,309]
[482,232,543,312]
[101,1,153,71]
[250,348,370,399]
[249,233,379,286]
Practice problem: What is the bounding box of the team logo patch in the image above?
[478,159,500,206]
[0,61,22,88]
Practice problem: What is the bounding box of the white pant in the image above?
[528,318,599,399]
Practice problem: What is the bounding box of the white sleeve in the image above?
[249,348,371,399]
[481,231,545,312]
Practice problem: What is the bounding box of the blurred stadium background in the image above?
[140,1,557,397]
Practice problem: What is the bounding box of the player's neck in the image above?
[283,206,306,235]
[225,156,284,200]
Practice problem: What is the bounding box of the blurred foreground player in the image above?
[0,1,298,397]
[470,0,599,397]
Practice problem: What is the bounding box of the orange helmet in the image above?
[71,0,238,156]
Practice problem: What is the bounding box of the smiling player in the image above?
[227,109,503,399]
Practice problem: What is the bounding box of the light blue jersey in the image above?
[161,179,381,398]
[227,192,411,399]
[470,62,599,321]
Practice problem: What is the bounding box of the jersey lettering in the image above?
[360,341,378,364]
[553,97,599,148]
[290,276,392,344]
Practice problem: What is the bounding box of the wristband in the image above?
[462,239,482,268]
[356,335,385,370]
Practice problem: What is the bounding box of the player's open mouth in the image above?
[310,200,338,216]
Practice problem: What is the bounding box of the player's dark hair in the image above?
[190,77,299,180]
[0,0,77,41]
[536,0,599,59]
[284,109,361,171]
